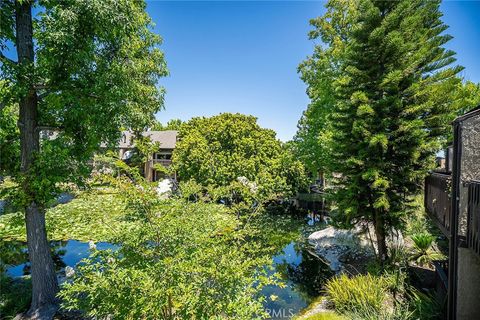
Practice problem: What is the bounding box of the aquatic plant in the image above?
[58,177,276,319]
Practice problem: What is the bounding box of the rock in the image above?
[88,240,96,250]
[308,225,375,273]
[156,178,174,198]
[308,223,404,273]
[65,266,75,278]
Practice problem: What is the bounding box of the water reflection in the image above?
[2,212,329,319]
[262,213,332,319]
[3,240,116,278]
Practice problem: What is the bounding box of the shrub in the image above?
[407,288,440,320]
[0,274,31,319]
[59,176,275,319]
[410,233,443,267]
[325,274,388,316]
[301,312,347,320]
[173,113,308,202]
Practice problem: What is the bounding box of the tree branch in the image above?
[37,91,52,101]
[35,125,64,133]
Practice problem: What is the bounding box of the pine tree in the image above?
[302,0,464,262]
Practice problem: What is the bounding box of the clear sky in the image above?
[148,1,480,141]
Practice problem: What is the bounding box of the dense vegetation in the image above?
[1,158,309,319]
[1,0,478,319]
[59,177,272,319]
[0,0,168,316]
[173,113,308,208]
[296,0,478,261]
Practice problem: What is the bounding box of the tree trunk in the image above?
[374,210,388,263]
[23,204,59,319]
[15,1,59,318]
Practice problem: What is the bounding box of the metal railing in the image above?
[467,180,480,256]
[425,172,452,236]
[149,159,172,166]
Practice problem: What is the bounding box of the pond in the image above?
[3,240,117,278]
[2,212,331,319]
[262,213,333,319]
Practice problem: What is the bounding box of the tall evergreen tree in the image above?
[0,1,167,318]
[302,0,465,261]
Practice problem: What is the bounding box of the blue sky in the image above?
[148,1,480,141]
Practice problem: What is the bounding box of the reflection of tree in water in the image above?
[276,240,334,299]
[0,241,67,276]
[0,241,28,273]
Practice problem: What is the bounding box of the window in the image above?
[155,152,172,160]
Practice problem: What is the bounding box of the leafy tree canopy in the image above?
[0,0,168,204]
[1,0,168,315]
[0,81,19,176]
[152,118,183,131]
[173,113,308,202]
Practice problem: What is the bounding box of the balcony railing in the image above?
[467,180,480,256]
[425,172,452,236]
[149,159,172,166]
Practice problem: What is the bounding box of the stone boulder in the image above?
[308,225,374,273]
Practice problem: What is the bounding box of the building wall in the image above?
[456,113,480,320]
[456,247,480,320]
[458,115,480,236]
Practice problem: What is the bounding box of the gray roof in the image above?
[118,130,178,149]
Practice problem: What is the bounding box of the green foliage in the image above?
[173,113,308,206]
[410,233,443,267]
[0,0,168,205]
[0,274,32,319]
[406,288,440,320]
[152,118,183,131]
[457,81,480,115]
[298,0,468,259]
[325,274,388,316]
[0,82,20,176]
[325,268,441,320]
[299,312,347,320]
[127,134,162,172]
[58,174,275,319]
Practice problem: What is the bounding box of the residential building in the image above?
[117,130,178,182]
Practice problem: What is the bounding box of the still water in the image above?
[3,213,330,319]
[262,213,332,319]
[4,240,117,278]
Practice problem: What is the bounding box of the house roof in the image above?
[118,130,178,149]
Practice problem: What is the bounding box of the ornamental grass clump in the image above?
[325,274,388,316]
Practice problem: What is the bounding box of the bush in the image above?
[0,274,31,319]
[173,113,308,203]
[410,233,443,267]
[59,176,275,319]
[301,312,347,320]
[325,274,388,316]
[407,288,440,320]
